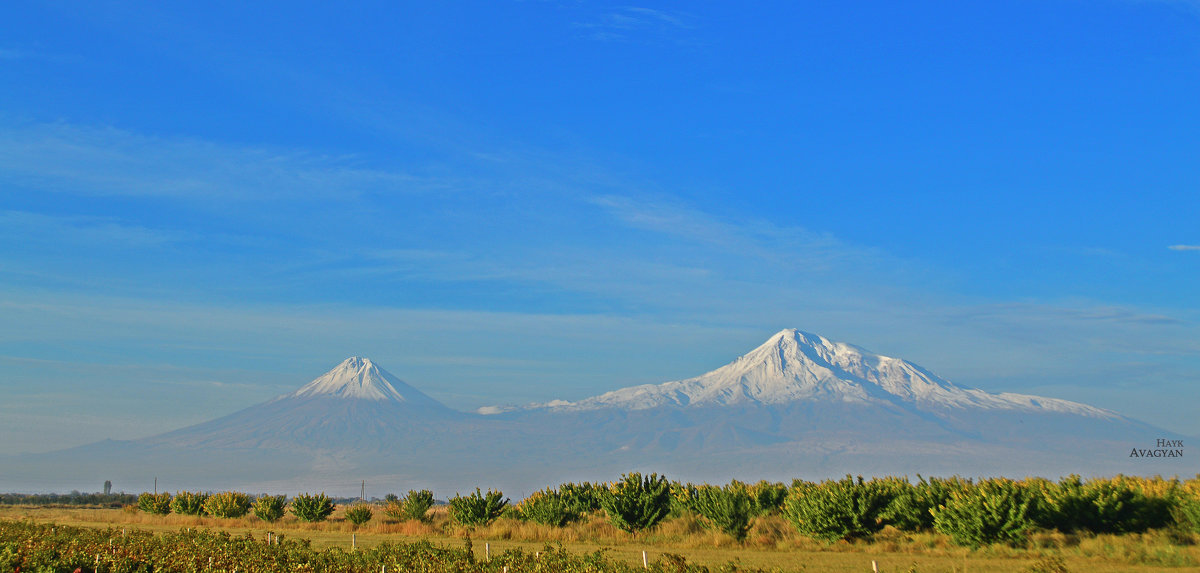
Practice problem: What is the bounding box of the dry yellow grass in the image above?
[3,504,1199,572]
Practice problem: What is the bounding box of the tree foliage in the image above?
[290,493,335,522]
[170,491,208,516]
[517,488,579,527]
[782,476,893,542]
[599,472,671,534]
[252,494,286,523]
[448,488,508,527]
[559,481,603,515]
[932,478,1034,547]
[385,489,436,523]
[137,492,172,515]
[203,491,251,518]
[880,475,971,532]
[693,484,754,542]
[344,503,374,526]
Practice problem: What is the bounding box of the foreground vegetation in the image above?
[5,472,1200,571]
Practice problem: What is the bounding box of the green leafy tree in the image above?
[449,488,509,526]
[693,484,754,542]
[599,472,671,534]
[881,475,971,532]
[137,492,172,515]
[203,491,251,518]
[291,492,336,522]
[170,491,208,516]
[668,481,699,516]
[747,480,788,516]
[517,488,579,527]
[933,478,1035,547]
[385,489,436,522]
[344,503,374,526]
[252,494,286,522]
[1032,475,1175,534]
[559,481,603,515]
[1179,494,1200,532]
[782,476,893,542]
[401,489,436,522]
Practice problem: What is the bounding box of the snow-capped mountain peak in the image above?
[285,357,442,406]
[519,328,1118,419]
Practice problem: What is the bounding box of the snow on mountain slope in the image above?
[522,329,1118,418]
[282,356,446,408]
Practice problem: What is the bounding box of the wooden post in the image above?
[352,533,356,550]
[486,542,490,561]
[642,550,648,569]
[872,560,878,572]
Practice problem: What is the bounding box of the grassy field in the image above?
[3,504,1198,572]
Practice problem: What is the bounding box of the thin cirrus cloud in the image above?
[0,122,433,201]
[1168,245,1200,251]
[574,6,697,42]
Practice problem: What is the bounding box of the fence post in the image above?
[643,550,648,569]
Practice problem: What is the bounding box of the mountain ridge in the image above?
[504,329,1119,419]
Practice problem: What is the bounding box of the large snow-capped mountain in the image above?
[523,329,1116,418]
[3,330,1185,496]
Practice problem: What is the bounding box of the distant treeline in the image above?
[1,491,138,508]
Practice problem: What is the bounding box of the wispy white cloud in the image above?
[1168,244,1200,251]
[0,122,432,201]
[0,210,184,249]
[574,6,698,42]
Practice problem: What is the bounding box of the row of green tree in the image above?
[508,473,1200,547]
[0,491,137,507]
[137,489,437,526]
[134,473,1200,548]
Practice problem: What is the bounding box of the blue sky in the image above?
[2,1,1199,454]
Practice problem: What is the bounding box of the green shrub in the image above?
[882,475,971,532]
[559,481,603,515]
[599,472,671,534]
[669,481,699,516]
[203,491,251,518]
[252,494,286,522]
[517,488,579,527]
[783,476,894,542]
[384,489,435,523]
[291,492,335,522]
[933,478,1035,547]
[344,503,373,526]
[693,484,753,542]
[1178,495,1200,532]
[1034,475,1176,534]
[137,492,172,515]
[170,491,207,516]
[449,488,508,526]
[747,480,788,516]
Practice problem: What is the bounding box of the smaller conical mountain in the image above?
[526,329,1117,419]
[144,357,461,451]
[282,356,447,408]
